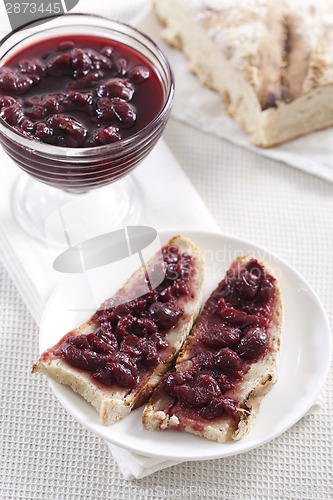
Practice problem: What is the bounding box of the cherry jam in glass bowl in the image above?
[0,14,174,193]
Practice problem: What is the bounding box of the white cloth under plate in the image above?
[107,443,184,480]
[106,395,323,480]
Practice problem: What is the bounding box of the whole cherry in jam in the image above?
[0,35,164,147]
[201,323,242,348]
[173,374,222,407]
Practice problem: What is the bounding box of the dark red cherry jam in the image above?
[160,259,277,424]
[0,35,164,147]
[46,245,195,390]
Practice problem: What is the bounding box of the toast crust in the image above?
[142,255,283,443]
[32,235,205,425]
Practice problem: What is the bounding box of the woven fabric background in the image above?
[1,1,332,498]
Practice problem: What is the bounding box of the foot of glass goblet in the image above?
[11,174,142,244]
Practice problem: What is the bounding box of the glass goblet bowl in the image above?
[0,14,174,240]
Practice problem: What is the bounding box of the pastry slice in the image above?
[143,256,282,442]
[32,235,204,425]
[153,0,333,147]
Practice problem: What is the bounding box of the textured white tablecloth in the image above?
[0,1,332,499]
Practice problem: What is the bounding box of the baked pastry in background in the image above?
[153,0,333,147]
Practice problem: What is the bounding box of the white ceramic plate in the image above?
[40,229,331,460]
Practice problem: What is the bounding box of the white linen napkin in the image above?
[106,443,184,480]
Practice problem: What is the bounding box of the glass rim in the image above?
[0,12,174,157]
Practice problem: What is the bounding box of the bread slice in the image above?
[32,235,204,425]
[153,0,333,147]
[142,255,282,443]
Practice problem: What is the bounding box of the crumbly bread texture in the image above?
[142,255,283,443]
[153,0,333,147]
[32,235,205,425]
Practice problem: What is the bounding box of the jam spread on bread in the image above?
[33,236,204,425]
[51,246,194,389]
[160,259,277,423]
[0,35,164,147]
